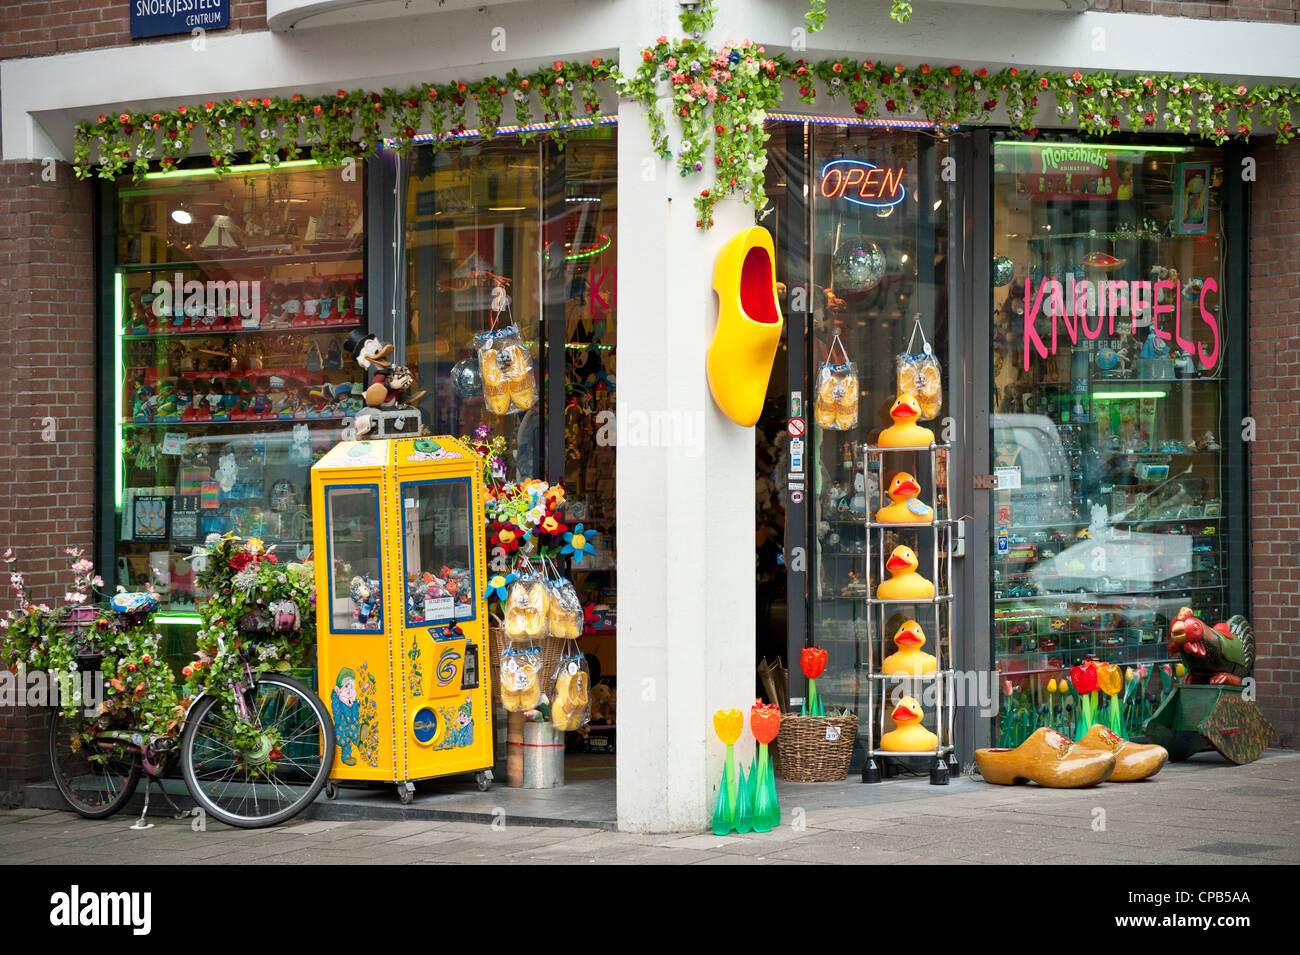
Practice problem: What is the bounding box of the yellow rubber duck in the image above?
[878,393,935,448]
[879,695,938,752]
[881,619,937,675]
[706,227,784,427]
[875,472,933,524]
[877,545,935,601]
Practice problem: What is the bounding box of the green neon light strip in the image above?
[114,272,125,510]
[1092,391,1167,400]
[993,141,1191,154]
[155,613,202,626]
[142,158,320,180]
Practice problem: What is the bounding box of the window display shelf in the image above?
[994,582,1226,603]
[121,415,348,428]
[862,669,954,681]
[123,319,363,341]
[120,249,362,273]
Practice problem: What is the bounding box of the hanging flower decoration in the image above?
[483,571,518,609]
[489,521,524,555]
[561,524,598,564]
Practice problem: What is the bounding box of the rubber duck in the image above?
[881,619,937,675]
[879,696,938,752]
[875,472,933,524]
[706,227,784,427]
[877,393,935,448]
[877,545,935,601]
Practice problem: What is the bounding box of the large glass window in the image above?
[110,160,363,663]
[403,133,618,679]
[800,125,952,717]
[990,139,1234,745]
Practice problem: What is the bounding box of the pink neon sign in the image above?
[1020,276,1221,371]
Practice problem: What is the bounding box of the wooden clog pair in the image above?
[975,726,1167,788]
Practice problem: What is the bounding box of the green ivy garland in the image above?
[70,31,1300,232]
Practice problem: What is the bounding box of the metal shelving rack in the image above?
[859,440,960,785]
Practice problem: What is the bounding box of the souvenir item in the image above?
[1074,725,1168,782]
[877,545,935,600]
[897,319,942,420]
[881,619,937,675]
[500,644,542,712]
[877,394,935,448]
[706,226,784,427]
[1168,607,1254,686]
[814,334,857,431]
[549,652,591,732]
[875,472,933,524]
[476,325,536,415]
[503,572,548,640]
[546,576,583,639]
[975,727,1117,787]
[880,696,938,752]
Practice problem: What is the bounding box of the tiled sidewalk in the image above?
[3,750,1297,865]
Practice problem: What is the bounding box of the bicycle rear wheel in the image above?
[180,673,335,829]
[48,711,141,819]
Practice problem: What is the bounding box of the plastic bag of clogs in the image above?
[548,649,591,732]
[500,643,543,712]
[897,319,942,420]
[503,570,549,641]
[814,334,858,431]
[476,324,536,415]
[546,576,584,640]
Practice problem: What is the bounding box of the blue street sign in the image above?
[130,0,230,39]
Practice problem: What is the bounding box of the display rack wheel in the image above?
[324,782,339,801]
[397,784,413,805]
[48,711,142,819]
[929,757,950,786]
[181,673,335,829]
[475,771,492,792]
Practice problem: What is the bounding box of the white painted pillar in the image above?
[614,21,759,832]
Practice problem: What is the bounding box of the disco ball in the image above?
[832,241,886,292]
[450,357,483,398]
[993,255,1015,288]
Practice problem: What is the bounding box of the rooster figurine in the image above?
[1168,606,1255,686]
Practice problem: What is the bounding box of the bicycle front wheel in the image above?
[180,674,335,829]
[48,711,141,819]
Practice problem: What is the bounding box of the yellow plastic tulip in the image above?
[1175,663,1186,677]
[1125,667,1136,682]
[1097,662,1123,696]
[1046,678,1057,694]
[713,709,744,745]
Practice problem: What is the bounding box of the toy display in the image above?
[875,472,933,524]
[311,435,494,801]
[706,227,784,427]
[1168,607,1253,685]
[343,330,427,437]
[876,545,935,601]
[877,394,935,448]
[974,727,1117,788]
[879,696,938,753]
[881,619,937,676]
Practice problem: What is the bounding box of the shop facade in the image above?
[2,0,1299,831]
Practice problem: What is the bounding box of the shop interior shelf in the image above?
[861,669,954,680]
[122,320,363,341]
[122,415,347,428]
[118,249,363,273]
[863,746,955,758]
[865,593,956,607]
[994,582,1226,602]
[865,517,959,530]
[862,441,953,454]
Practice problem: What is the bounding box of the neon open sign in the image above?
[818,159,907,208]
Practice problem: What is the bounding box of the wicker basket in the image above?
[539,637,565,695]
[775,714,859,782]
[488,624,504,705]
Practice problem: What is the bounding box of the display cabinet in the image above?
[106,160,368,642]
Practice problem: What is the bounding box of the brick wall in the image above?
[0,161,97,804]
[1088,0,1300,22]
[0,1,266,60]
[1248,139,1300,749]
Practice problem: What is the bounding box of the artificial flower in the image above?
[562,523,597,564]
[483,572,517,605]
[750,700,781,744]
[713,708,743,745]
[800,646,828,680]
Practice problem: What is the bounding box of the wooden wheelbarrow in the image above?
[1144,684,1274,765]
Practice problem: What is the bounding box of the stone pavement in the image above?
[3,749,1297,864]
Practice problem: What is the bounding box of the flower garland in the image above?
[74,58,619,180]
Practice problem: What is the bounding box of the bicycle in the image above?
[49,600,335,830]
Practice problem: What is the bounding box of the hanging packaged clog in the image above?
[545,570,584,640]
[503,564,548,640]
[500,643,543,712]
[474,324,537,416]
[897,317,943,421]
[549,649,591,732]
[814,333,858,431]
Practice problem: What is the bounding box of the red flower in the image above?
[119,113,130,124]
[590,58,601,68]
[1039,77,1049,89]
[98,114,106,122]
[750,700,781,744]
[642,50,654,61]
[832,62,842,73]
[801,647,828,680]
[1072,71,1082,82]
[228,553,254,573]
[336,90,347,98]
[1070,662,1098,695]
[1110,116,1121,128]
[885,99,896,111]
[920,64,931,74]
[1144,112,1156,125]
[949,65,962,76]
[715,124,724,134]
[313,105,323,115]
[1005,68,1015,77]
[262,97,272,107]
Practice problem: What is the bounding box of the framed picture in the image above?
[171,508,199,541]
[1175,163,1212,235]
[132,496,170,540]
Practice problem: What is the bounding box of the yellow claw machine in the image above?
[311,435,494,802]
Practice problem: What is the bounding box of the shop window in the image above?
[403,134,618,684]
[792,124,952,715]
[324,485,383,633]
[108,160,364,663]
[990,140,1235,745]
[400,479,476,627]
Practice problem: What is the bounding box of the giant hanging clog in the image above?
[707,227,784,427]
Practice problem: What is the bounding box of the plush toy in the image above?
[288,423,312,467]
[215,453,239,493]
[350,575,381,628]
